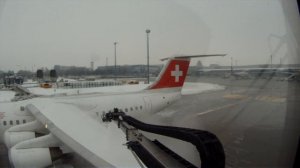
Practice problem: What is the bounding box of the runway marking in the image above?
[224,94,286,103]
[255,96,286,103]
[223,94,248,100]
[196,103,238,116]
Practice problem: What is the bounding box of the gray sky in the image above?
[0,0,296,71]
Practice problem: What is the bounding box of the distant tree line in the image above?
[54,65,92,76]
[54,65,163,77]
[0,70,34,79]
[1,63,204,82]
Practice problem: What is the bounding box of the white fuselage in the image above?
[0,100,36,143]
[0,88,182,143]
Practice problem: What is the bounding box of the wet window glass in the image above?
[0,1,299,167]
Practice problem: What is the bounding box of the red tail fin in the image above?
[147,54,226,90]
[148,58,190,89]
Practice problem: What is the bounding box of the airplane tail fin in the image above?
[146,54,226,90]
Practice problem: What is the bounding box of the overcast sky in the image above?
[0,0,297,71]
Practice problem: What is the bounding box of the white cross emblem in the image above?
[171,65,183,83]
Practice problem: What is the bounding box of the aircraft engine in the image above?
[4,131,39,148]
[9,147,63,168]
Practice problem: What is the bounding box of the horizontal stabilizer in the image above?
[160,54,226,61]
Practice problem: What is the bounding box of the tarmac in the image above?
[144,76,299,167]
[1,76,299,167]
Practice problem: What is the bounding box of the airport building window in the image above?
[10,120,13,125]
[125,108,128,112]
[16,120,20,125]
[23,120,26,124]
[140,106,143,110]
[3,121,6,126]
[130,107,133,111]
[135,106,138,110]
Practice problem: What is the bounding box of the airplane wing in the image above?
[25,100,139,167]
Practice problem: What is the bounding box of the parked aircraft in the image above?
[0,54,225,167]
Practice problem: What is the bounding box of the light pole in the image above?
[146,29,151,84]
[270,54,273,68]
[230,57,233,75]
[114,42,117,80]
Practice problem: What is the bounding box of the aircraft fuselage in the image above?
[0,88,181,143]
